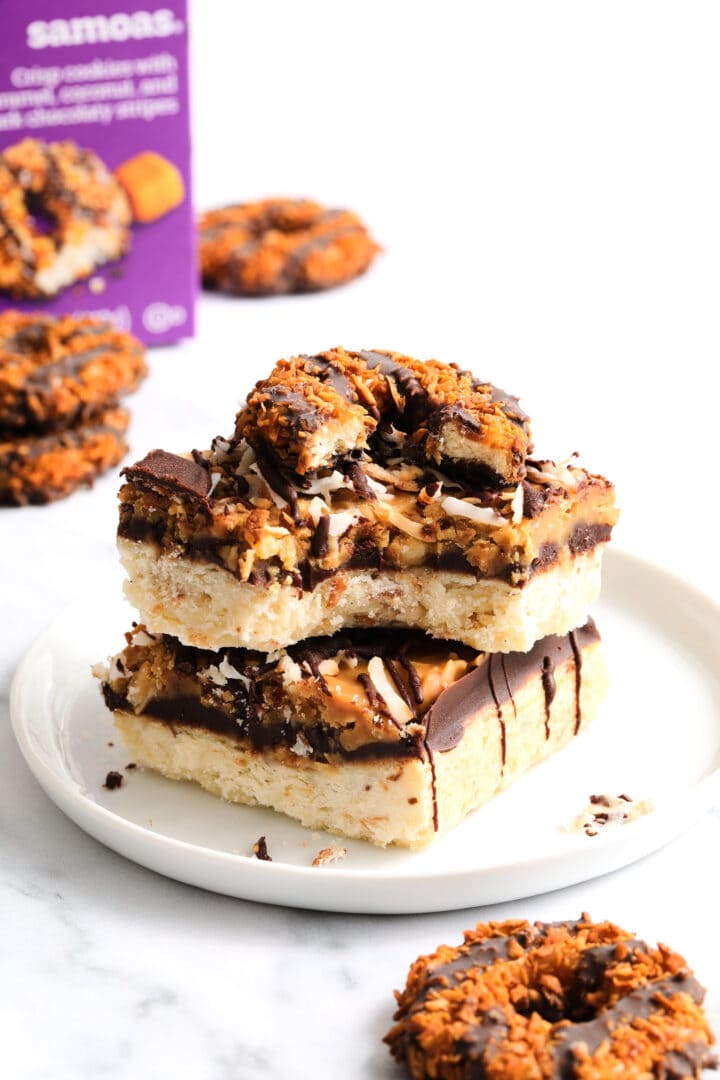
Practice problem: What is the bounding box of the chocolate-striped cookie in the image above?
[0,312,146,433]
[0,404,129,505]
[199,198,380,295]
[386,916,717,1078]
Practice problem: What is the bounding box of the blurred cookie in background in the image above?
[199,198,380,296]
[0,312,146,505]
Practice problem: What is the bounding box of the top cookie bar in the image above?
[235,348,531,486]
[117,348,617,653]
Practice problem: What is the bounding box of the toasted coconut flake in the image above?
[218,656,247,683]
[248,463,290,511]
[290,732,313,758]
[200,663,227,686]
[278,654,303,684]
[368,656,413,724]
[526,458,582,492]
[441,496,506,528]
[311,845,348,867]
[208,471,222,497]
[327,510,359,538]
[510,483,524,524]
[364,460,423,491]
[210,436,232,462]
[318,659,340,676]
[307,496,327,526]
[383,504,428,541]
[235,441,256,476]
[303,470,350,497]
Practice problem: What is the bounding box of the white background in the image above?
[190,0,720,585]
[3,3,720,1077]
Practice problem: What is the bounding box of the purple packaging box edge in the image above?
[0,0,196,346]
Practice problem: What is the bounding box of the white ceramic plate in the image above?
[10,549,720,913]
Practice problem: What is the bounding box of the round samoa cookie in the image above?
[199,198,380,296]
[0,312,146,433]
[385,915,717,1079]
[0,404,129,506]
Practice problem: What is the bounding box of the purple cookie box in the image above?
[0,0,195,345]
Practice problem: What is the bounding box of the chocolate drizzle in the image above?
[311,513,330,558]
[424,621,599,754]
[550,974,708,1079]
[486,654,506,770]
[542,655,557,739]
[569,630,583,735]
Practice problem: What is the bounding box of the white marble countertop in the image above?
[3,5,720,1077]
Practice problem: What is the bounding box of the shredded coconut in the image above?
[441,496,506,527]
[368,656,413,723]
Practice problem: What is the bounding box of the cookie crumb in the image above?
[312,845,347,867]
[251,836,272,861]
[126,762,137,770]
[103,770,123,790]
[565,793,654,836]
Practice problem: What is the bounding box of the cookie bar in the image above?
[199,199,380,295]
[117,451,613,652]
[97,619,607,848]
[117,352,616,653]
[0,312,146,432]
[385,917,717,1078]
[0,404,129,505]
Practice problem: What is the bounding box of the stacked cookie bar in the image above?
[0,312,146,505]
[98,348,617,848]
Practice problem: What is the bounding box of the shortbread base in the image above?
[118,538,605,653]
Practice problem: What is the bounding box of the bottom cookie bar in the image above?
[97,621,608,849]
[385,916,717,1079]
[0,406,129,505]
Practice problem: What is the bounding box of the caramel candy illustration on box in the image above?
[115,152,185,224]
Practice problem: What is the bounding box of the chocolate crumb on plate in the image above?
[103,770,123,790]
[251,836,272,861]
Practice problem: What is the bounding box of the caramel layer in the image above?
[102,621,600,761]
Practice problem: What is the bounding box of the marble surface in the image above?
[2,697,719,1078]
[4,4,720,1076]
